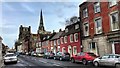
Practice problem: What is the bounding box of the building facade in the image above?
[50,30,63,54]
[18,25,31,53]
[60,22,81,57]
[79,1,120,56]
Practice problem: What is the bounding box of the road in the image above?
[2,55,115,68]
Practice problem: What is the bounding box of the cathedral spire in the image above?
[38,9,45,33]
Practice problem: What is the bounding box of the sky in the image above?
[0,0,86,48]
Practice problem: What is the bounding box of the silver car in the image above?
[4,53,18,64]
[93,54,120,68]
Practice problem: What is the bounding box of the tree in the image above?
[65,16,78,26]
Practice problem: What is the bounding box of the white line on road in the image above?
[52,64,60,66]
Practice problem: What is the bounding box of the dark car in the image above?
[43,52,55,59]
[71,52,98,65]
[54,52,70,61]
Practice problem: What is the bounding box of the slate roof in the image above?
[42,32,56,41]
[60,22,80,37]
[50,31,63,40]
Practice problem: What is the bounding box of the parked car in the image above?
[31,51,37,56]
[93,54,120,68]
[54,52,70,61]
[15,52,20,57]
[43,52,55,59]
[3,53,18,64]
[71,52,98,65]
[36,52,44,57]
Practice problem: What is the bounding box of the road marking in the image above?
[53,64,60,66]
[40,60,47,63]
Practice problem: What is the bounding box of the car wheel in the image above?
[94,61,99,67]
[54,57,56,60]
[82,59,87,65]
[4,62,7,65]
[115,64,120,68]
[71,58,75,63]
[59,57,62,61]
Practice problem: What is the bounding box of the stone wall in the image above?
[82,36,112,56]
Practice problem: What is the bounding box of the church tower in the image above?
[38,9,45,34]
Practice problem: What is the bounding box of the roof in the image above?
[0,36,3,40]
[42,33,56,41]
[50,31,63,40]
[60,22,80,37]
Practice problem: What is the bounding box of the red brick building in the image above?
[60,22,81,57]
[50,30,63,54]
[79,1,120,56]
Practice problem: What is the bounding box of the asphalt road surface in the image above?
[2,55,116,68]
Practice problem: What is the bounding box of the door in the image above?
[68,46,72,57]
[115,43,120,54]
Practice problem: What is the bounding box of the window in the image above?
[51,41,53,46]
[61,37,64,44]
[90,42,96,50]
[54,40,56,46]
[73,46,77,55]
[95,18,102,34]
[57,39,60,45]
[70,34,73,42]
[62,47,66,53]
[109,0,117,7]
[83,22,89,36]
[110,12,119,31]
[65,28,68,33]
[64,36,67,43]
[102,55,109,59]
[75,24,79,29]
[94,2,100,13]
[58,46,60,51]
[74,33,78,42]
[83,8,88,18]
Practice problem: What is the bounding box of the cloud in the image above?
[21,3,35,14]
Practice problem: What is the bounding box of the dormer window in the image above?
[65,28,68,33]
[75,24,79,29]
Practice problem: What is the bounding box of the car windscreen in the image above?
[5,54,16,57]
[88,53,97,57]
